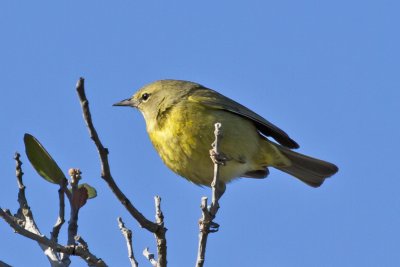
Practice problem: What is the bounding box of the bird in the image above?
[114,79,338,195]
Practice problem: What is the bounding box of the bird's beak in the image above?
[113,98,139,107]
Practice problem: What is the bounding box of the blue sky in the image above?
[1,1,399,266]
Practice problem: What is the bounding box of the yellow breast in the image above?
[146,100,268,186]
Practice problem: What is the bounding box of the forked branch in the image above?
[196,123,226,267]
[76,77,167,267]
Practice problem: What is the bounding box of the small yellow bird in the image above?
[114,80,338,192]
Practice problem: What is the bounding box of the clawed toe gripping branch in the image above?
[78,78,225,267]
[196,122,226,267]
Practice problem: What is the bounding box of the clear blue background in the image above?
[1,1,399,266]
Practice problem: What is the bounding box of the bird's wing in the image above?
[188,87,299,149]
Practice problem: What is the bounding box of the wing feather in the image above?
[188,87,299,149]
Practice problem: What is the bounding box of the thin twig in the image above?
[196,123,225,267]
[118,217,138,267]
[13,153,62,265]
[14,152,36,224]
[210,122,224,215]
[74,235,107,266]
[74,235,88,248]
[154,196,166,267]
[1,154,105,266]
[143,247,157,267]
[76,77,168,266]
[0,209,107,267]
[75,78,157,231]
[14,152,24,189]
[67,168,81,248]
[0,153,107,267]
[52,180,69,265]
[51,179,68,243]
[154,196,164,226]
[196,197,210,267]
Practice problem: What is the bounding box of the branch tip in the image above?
[76,78,167,266]
[196,122,225,267]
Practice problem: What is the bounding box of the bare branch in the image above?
[67,168,81,247]
[52,181,69,265]
[14,152,24,189]
[196,197,210,267]
[154,196,164,225]
[1,155,105,266]
[74,235,88,247]
[75,78,156,230]
[117,217,138,267]
[143,248,157,267]
[1,208,49,244]
[74,235,107,267]
[0,208,107,267]
[76,78,168,266]
[196,123,226,267]
[154,196,167,267]
[76,78,158,230]
[210,122,225,215]
[50,180,68,243]
[13,153,62,266]
[0,260,12,267]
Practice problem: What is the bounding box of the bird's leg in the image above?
[208,181,225,232]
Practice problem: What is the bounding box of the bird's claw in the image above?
[209,221,220,233]
[209,149,228,165]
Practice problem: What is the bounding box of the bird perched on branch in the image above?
[114,80,338,194]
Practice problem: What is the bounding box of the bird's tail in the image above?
[274,145,338,187]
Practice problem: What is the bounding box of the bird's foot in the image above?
[209,149,228,166]
[209,221,220,233]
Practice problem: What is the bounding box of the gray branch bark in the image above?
[0,154,106,267]
[143,248,158,267]
[76,77,167,267]
[196,123,225,267]
[117,217,138,267]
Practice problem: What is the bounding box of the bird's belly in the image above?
[147,104,262,186]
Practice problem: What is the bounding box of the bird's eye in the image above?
[142,93,150,101]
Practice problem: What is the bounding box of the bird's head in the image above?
[114,79,201,125]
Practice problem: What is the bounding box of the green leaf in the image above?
[24,133,66,184]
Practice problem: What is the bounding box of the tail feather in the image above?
[275,146,338,187]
